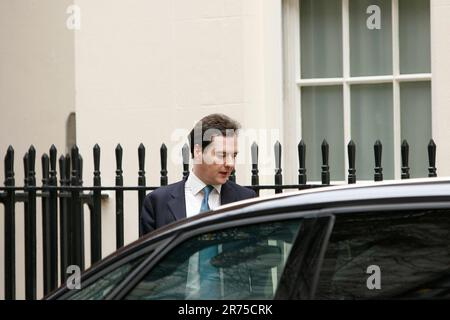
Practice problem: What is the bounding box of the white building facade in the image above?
[1,0,450,299]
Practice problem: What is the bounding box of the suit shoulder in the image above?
[145,180,185,200]
[225,180,256,197]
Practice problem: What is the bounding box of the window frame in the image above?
[282,0,432,182]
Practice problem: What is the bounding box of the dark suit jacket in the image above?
[140,179,257,235]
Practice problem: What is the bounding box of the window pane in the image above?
[301,86,345,181]
[125,220,302,300]
[351,84,394,180]
[316,209,450,299]
[399,0,431,74]
[350,0,392,76]
[401,81,432,178]
[300,0,342,78]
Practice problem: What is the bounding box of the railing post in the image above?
[347,140,356,184]
[4,146,16,300]
[298,140,307,186]
[321,140,330,185]
[374,140,383,182]
[251,142,259,196]
[229,169,236,183]
[48,146,58,292]
[160,143,168,186]
[115,144,124,249]
[138,143,146,238]
[25,145,37,300]
[401,140,410,179]
[71,146,84,271]
[428,139,437,177]
[274,141,283,194]
[41,153,51,295]
[91,144,102,264]
[59,155,69,283]
[182,143,190,179]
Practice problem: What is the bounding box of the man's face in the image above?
[193,135,238,185]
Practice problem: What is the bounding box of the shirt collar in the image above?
[185,170,222,196]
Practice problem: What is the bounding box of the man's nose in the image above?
[223,155,235,167]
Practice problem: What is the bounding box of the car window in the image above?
[67,256,147,300]
[315,209,450,299]
[125,219,302,300]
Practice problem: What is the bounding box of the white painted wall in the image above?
[73,0,283,263]
[0,0,75,300]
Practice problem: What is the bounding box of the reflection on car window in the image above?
[125,220,302,300]
[67,256,146,300]
[316,209,450,299]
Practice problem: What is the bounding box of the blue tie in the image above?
[200,185,213,213]
[198,185,220,298]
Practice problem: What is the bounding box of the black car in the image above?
[46,178,450,300]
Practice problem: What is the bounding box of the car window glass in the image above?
[316,209,450,299]
[125,219,302,300]
[67,255,147,300]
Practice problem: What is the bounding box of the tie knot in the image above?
[203,185,214,198]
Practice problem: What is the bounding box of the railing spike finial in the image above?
[401,140,410,179]
[182,143,190,179]
[28,145,36,185]
[115,144,123,172]
[374,140,383,182]
[93,144,101,173]
[49,145,57,172]
[4,145,15,185]
[321,139,330,185]
[274,141,282,194]
[160,143,168,186]
[251,142,259,193]
[138,143,145,172]
[428,139,437,177]
[298,140,306,185]
[347,140,356,184]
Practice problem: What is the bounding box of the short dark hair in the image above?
[188,113,241,158]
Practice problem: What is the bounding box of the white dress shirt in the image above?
[184,171,222,299]
[184,171,222,217]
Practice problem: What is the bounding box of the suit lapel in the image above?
[168,180,187,221]
[220,181,237,205]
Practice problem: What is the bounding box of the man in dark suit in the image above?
[140,113,257,235]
